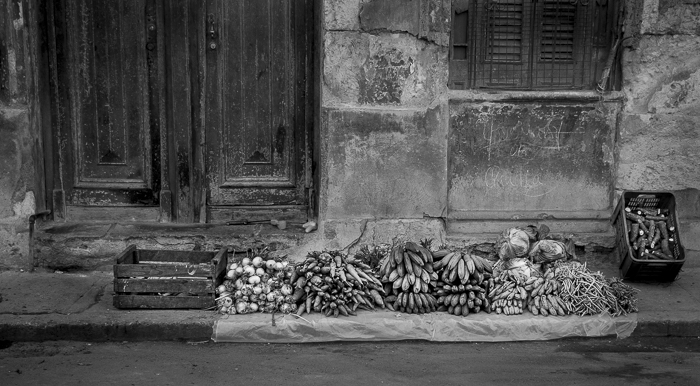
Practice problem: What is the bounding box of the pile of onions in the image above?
[215,255,297,315]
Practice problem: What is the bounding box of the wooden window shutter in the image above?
[485,0,525,63]
[539,0,576,62]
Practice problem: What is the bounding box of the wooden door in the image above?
[202,0,314,223]
[48,0,168,221]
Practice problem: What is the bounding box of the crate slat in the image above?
[137,249,216,264]
[114,278,214,293]
[113,295,214,309]
[114,264,214,278]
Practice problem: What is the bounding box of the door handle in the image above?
[208,13,217,50]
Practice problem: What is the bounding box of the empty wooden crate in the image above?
[113,245,227,309]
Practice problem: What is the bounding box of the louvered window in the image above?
[486,0,524,62]
[539,0,575,62]
[449,0,622,91]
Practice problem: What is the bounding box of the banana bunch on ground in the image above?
[434,283,490,316]
[432,249,493,285]
[430,249,494,316]
[487,269,529,315]
[378,241,440,314]
[525,267,570,317]
[293,250,387,318]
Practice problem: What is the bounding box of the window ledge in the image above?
[448,89,625,103]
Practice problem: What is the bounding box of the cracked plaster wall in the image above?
[320,0,450,249]
[619,0,700,221]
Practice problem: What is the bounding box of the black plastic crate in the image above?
[612,191,685,282]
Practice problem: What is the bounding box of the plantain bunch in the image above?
[487,269,529,315]
[432,249,494,286]
[378,241,440,314]
[293,250,387,318]
[525,266,570,317]
[429,249,494,317]
[434,283,490,316]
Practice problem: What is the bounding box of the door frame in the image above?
[41,0,320,224]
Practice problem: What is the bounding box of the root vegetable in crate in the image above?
[614,191,685,282]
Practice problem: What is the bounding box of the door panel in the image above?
[204,0,312,221]
[50,0,164,219]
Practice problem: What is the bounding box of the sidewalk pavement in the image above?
[0,251,698,342]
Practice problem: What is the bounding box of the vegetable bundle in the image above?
[432,249,493,316]
[488,269,529,315]
[525,266,570,317]
[292,251,386,318]
[215,255,295,315]
[625,206,678,260]
[554,261,634,317]
[378,241,440,314]
[496,225,574,267]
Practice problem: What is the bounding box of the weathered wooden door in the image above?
[48,0,168,221]
[202,0,314,223]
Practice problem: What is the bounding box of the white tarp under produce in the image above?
[212,310,637,343]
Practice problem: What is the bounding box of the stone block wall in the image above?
[319,0,451,249]
[619,0,700,220]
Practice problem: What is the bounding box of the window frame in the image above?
[449,0,621,91]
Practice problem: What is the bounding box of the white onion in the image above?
[241,257,251,266]
[236,301,248,314]
[216,284,227,294]
[253,285,263,295]
[229,263,239,270]
[235,266,244,275]
[244,266,256,276]
[249,302,259,312]
[234,278,244,289]
[275,262,284,271]
[265,259,277,270]
[252,256,264,267]
[248,275,261,284]
[255,267,266,276]
[280,284,293,296]
[266,292,276,302]
[225,270,236,279]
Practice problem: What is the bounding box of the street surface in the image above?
[1,337,699,385]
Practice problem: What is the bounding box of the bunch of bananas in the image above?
[525,267,570,316]
[432,250,493,285]
[378,241,439,314]
[435,283,490,316]
[487,270,529,315]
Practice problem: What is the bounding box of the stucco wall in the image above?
[0,0,43,270]
[618,0,700,218]
[319,0,451,249]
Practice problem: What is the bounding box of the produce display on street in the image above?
[213,224,641,331]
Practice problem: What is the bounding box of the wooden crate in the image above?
[113,245,227,309]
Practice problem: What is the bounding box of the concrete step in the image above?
[33,222,313,271]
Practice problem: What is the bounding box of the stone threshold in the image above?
[33,221,313,272]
